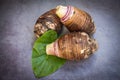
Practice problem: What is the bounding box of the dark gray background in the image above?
[0,0,120,80]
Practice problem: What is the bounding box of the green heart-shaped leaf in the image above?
[32,30,66,78]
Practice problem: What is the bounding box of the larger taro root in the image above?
[56,5,96,35]
[34,9,63,38]
[46,32,98,60]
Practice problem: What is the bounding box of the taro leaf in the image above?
[32,30,66,78]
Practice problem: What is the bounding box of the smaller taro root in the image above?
[56,5,96,35]
[46,32,98,60]
[34,9,63,38]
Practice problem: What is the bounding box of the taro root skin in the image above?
[56,5,96,35]
[34,9,63,38]
[46,32,98,60]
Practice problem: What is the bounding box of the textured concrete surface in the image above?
[0,0,120,80]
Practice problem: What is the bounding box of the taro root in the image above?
[56,5,96,35]
[34,9,63,38]
[46,32,98,60]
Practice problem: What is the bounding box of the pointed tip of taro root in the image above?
[91,39,98,53]
[46,43,55,56]
[56,5,67,19]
